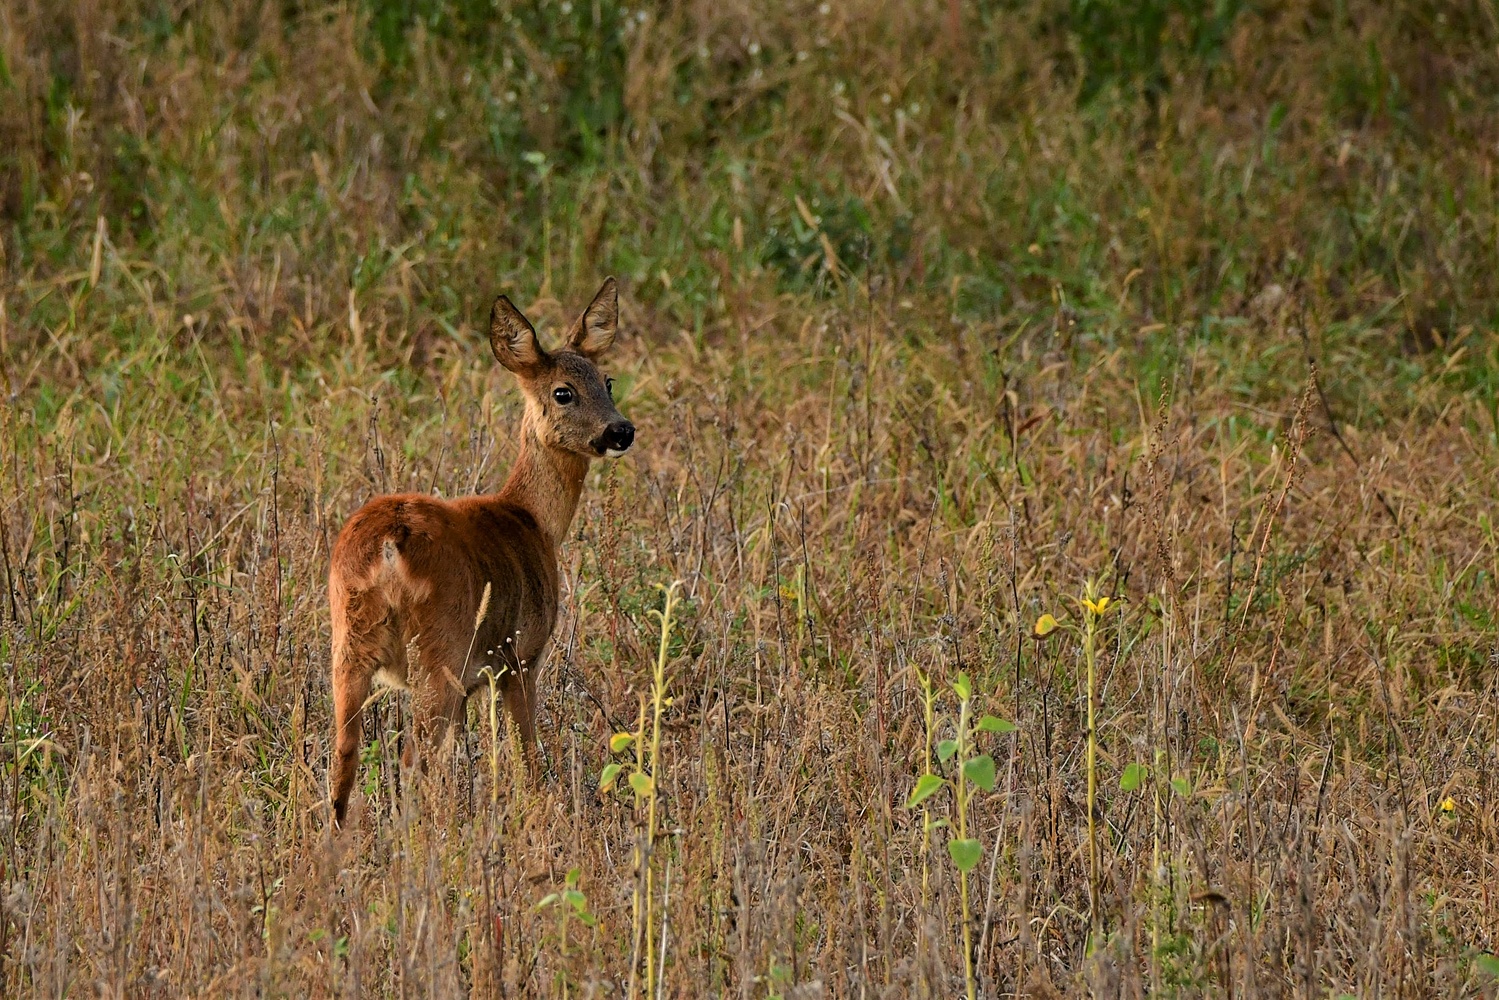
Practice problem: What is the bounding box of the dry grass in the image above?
[2,0,1499,995]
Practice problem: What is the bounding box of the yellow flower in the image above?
[1083,595,1112,616]
[1441,796,1457,815]
[1033,613,1059,638]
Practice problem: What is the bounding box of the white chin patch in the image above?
[604,448,629,458]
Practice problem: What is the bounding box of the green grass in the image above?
[2,0,1499,996]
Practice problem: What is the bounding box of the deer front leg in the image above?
[501,667,542,783]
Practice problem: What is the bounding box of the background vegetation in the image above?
[2,0,1499,995]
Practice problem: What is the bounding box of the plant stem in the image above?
[561,907,570,1000]
[919,668,935,914]
[956,695,975,1000]
[626,696,647,1000]
[484,668,501,811]
[1084,599,1100,935]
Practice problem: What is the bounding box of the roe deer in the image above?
[328,278,632,826]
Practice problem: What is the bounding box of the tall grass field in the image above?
[3,0,1499,995]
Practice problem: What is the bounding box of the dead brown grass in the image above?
[2,0,1498,996]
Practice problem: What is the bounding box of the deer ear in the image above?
[566,277,618,359]
[489,295,547,374]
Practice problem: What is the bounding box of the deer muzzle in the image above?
[596,421,635,457]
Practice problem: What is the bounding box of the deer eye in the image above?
[605,377,615,399]
[552,386,574,405]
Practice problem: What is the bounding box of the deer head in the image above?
[488,277,634,458]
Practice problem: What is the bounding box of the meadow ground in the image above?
[3,1,1499,996]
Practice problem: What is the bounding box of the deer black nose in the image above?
[601,421,634,453]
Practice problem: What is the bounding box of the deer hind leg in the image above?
[330,595,401,827]
[404,639,469,772]
[330,646,370,827]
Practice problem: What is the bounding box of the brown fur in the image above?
[328,279,631,826]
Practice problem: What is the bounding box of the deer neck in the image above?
[496,418,589,545]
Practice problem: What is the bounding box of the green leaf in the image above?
[565,867,581,887]
[1170,776,1191,798]
[976,715,1017,734]
[576,911,598,927]
[948,838,982,871]
[963,754,997,791]
[952,672,972,701]
[936,739,958,763]
[629,772,654,796]
[1475,953,1499,980]
[1120,762,1147,792]
[536,893,560,910]
[609,732,635,753]
[598,762,622,793]
[906,773,944,809]
[563,889,587,911]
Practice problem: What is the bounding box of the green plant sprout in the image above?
[601,580,682,1000]
[906,670,1016,1000]
[536,866,597,1000]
